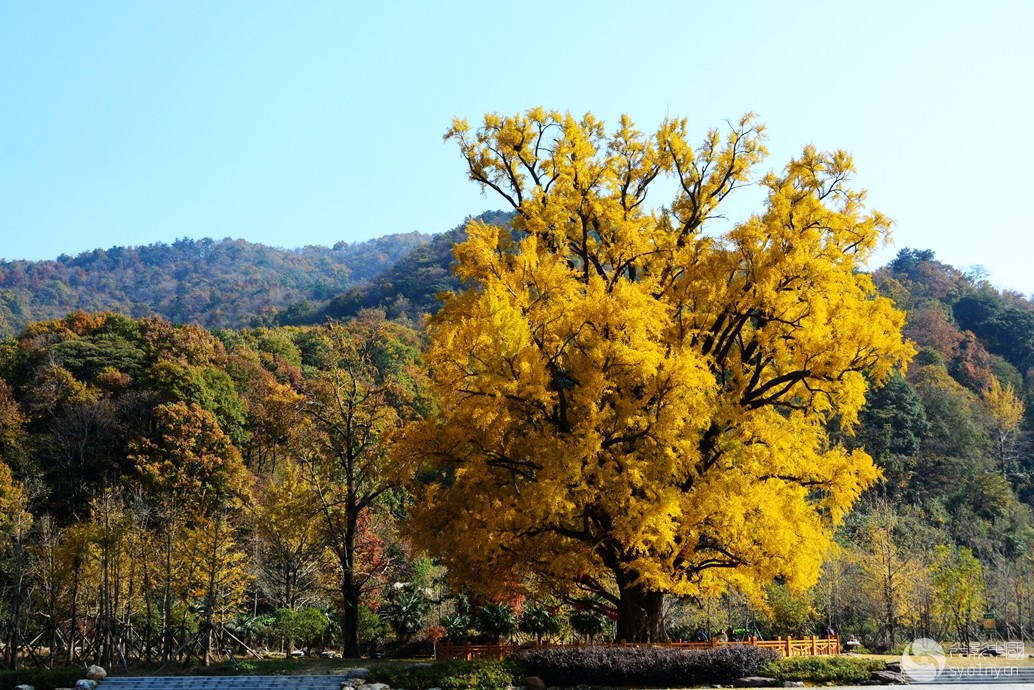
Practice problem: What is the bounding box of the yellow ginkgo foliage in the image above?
[399,109,913,641]
[983,376,1025,469]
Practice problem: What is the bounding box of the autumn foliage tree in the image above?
[399,108,913,641]
[128,400,251,663]
[0,460,32,668]
[129,401,250,513]
[253,460,330,611]
[296,313,428,656]
[932,545,985,646]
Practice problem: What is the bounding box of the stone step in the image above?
[926,665,1034,684]
[100,676,349,690]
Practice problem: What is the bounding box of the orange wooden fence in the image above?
[437,635,840,661]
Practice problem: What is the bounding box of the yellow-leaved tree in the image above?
[982,376,1025,473]
[399,109,913,641]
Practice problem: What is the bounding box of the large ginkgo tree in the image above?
[399,109,913,641]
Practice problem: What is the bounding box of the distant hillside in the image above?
[874,247,1034,391]
[0,233,429,335]
[318,209,515,325]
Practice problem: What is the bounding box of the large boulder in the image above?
[74,681,98,690]
[870,669,907,684]
[85,665,107,681]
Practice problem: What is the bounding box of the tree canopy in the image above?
[399,108,913,641]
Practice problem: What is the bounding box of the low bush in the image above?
[383,637,435,659]
[510,644,780,687]
[0,667,84,690]
[366,659,521,690]
[760,655,886,683]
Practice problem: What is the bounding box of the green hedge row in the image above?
[0,668,85,690]
[370,649,887,689]
[510,645,780,687]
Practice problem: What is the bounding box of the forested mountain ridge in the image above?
[0,232,430,335]
[863,249,1034,512]
[319,209,514,324]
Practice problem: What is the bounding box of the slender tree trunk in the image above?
[203,513,221,667]
[162,523,173,663]
[883,553,896,647]
[67,553,84,666]
[101,502,112,668]
[614,571,665,643]
[9,532,26,669]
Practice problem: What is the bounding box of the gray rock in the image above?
[73,681,98,690]
[870,670,907,685]
[85,665,107,681]
[884,660,902,672]
[783,683,805,688]
[321,650,341,659]
[290,649,305,657]
[524,676,547,689]
[733,678,779,688]
[343,667,370,678]
[13,684,34,690]
[358,683,390,690]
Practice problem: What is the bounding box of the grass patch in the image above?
[760,655,886,683]
[366,660,520,690]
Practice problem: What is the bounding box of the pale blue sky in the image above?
[2,2,1032,292]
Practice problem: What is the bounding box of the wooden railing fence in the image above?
[437,635,841,661]
[0,619,261,671]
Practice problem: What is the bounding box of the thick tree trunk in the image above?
[614,573,666,643]
[340,510,360,658]
[341,578,360,658]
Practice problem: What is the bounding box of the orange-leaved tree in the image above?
[398,109,913,641]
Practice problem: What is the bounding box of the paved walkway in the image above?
[100,676,349,690]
